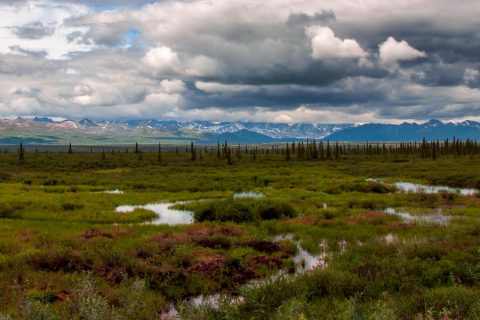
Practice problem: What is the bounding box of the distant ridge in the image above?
[0,117,479,144]
[326,119,480,141]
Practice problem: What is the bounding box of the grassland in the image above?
[0,148,479,319]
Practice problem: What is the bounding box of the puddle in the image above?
[384,207,451,226]
[161,236,334,318]
[160,307,179,320]
[294,241,328,273]
[394,182,477,196]
[233,192,265,199]
[384,233,398,244]
[115,202,194,225]
[98,189,124,194]
[289,238,329,273]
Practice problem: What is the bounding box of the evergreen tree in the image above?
[134,142,139,154]
[226,147,232,165]
[18,142,25,161]
[285,143,291,161]
[68,142,73,154]
[158,143,162,162]
[190,141,196,161]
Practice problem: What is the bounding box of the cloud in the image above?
[379,36,426,65]
[159,79,186,94]
[195,82,258,94]
[464,68,479,85]
[141,46,182,76]
[0,1,94,59]
[0,0,480,123]
[286,10,336,27]
[306,26,367,60]
[11,21,55,40]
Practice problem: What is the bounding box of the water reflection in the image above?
[384,207,450,226]
[394,182,477,196]
[233,192,265,199]
[116,202,194,225]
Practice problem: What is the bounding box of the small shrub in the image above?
[0,203,24,219]
[42,179,58,186]
[61,203,84,211]
[68,273,119,320]
[362,182,395,194]
[193,199,296,223]
[18,298,54,320]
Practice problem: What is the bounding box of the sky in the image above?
[0,0,479,123]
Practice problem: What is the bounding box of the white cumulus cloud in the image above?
[305,26,367,60]
[379,37,426,65]
[141,46,182,76]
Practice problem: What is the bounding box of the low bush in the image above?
[0,203,24,219]
[192,199,296,223]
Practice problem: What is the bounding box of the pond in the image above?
[384,207,451,226]
[233,192,265,199]
[96,189,124,194]
[116,202,194,225]
[394,182,477,196]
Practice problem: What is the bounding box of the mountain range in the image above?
[0,117,479,144]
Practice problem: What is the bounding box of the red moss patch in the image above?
[346,211,391,225]
[52,290,72,302]
[285,215,322,226]
[82,228,113,239]
[188,256,227,273]
[149,225,244,244]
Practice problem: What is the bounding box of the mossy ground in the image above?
[0,150,479,319]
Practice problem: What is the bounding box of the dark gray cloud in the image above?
[8,46,48,58]
[11,22,55,39]
[286,10,336,27]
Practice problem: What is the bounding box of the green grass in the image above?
[0,151,479,319]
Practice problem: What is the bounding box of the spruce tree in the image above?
[18,142,25,161]
[190,141,196,161]
[285,143,291,161]
[226,147,232,165]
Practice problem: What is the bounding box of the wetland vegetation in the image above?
[0,140,480,319]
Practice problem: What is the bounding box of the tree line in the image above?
[12,138,480,162]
